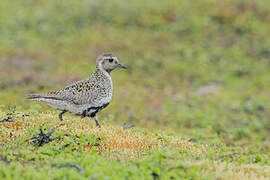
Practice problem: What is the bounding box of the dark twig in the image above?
[57,163,85,171]
[0,105,29,123]
[26,127,58,146]
[0,116,15,123]
[59,143,70,150]
[121,122,135,130]
[8,105,16,114]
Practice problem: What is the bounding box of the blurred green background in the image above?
[0,0,269,153]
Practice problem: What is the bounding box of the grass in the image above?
[0,110,269,179]
[0,0,269,179]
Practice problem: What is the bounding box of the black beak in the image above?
[118,64,128,69]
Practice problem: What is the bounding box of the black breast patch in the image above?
[80,103,109,118]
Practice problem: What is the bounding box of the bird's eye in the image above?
[108,58,114,63]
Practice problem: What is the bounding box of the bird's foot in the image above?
[59,110,67,122]
[95,120,101,128]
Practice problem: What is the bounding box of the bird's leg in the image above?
[59,110,67,121]
[94,115,101,128]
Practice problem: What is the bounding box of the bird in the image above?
[26,53,127,128]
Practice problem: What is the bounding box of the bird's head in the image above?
[96,53,127,73]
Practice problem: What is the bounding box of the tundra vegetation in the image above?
[0,0,269,179]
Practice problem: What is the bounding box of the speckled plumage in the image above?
[26,53,127,127]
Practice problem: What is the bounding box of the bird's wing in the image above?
[52,78,98,105]
[27,78,98,105]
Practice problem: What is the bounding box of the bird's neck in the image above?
[94,67,113,92]
[95,67,111,75]
[94,68,113,84]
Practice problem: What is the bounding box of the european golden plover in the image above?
[26,53,127,127]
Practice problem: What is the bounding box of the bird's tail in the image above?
[25,94,61,101]
[25,94,43,101]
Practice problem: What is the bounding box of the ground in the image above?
[0,0,269,179]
